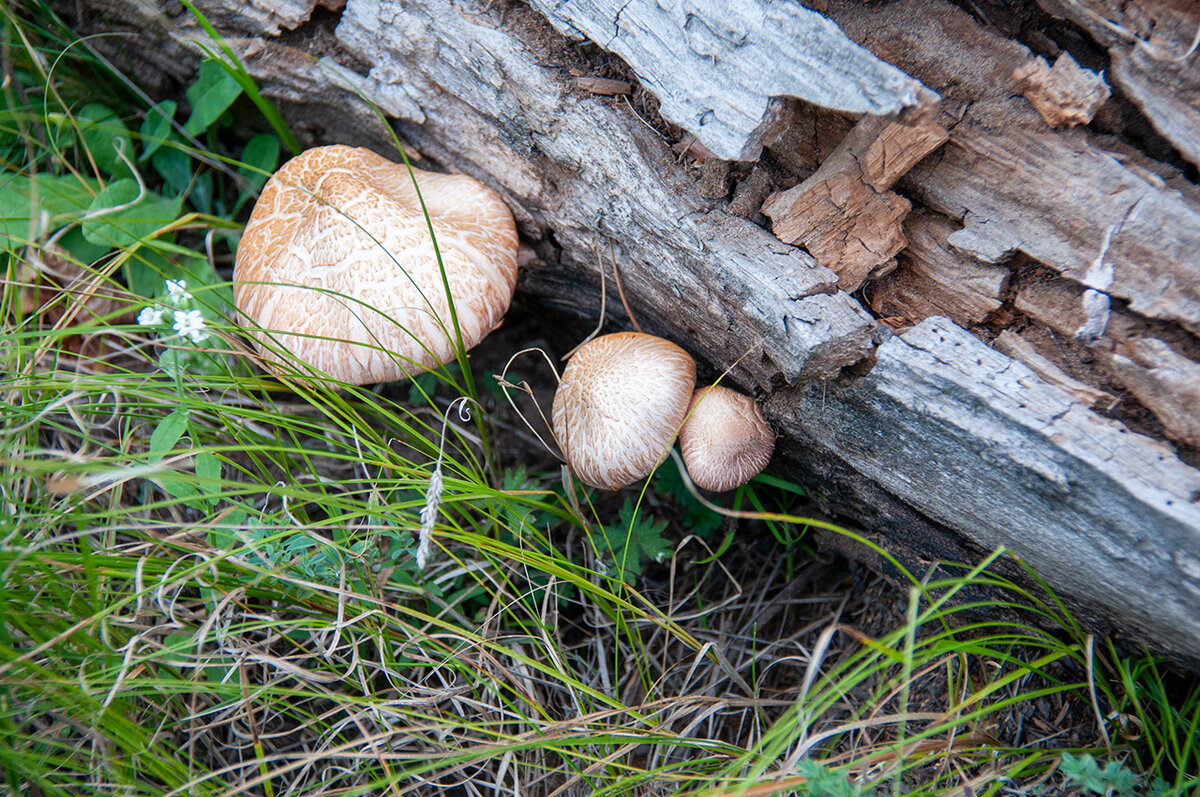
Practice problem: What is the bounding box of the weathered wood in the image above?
[871,212,1009,327]
[992,330,1116,411]
[1036,0,1200,170]
[524,0,929,161]
[761,113,947,292]
[1108,339,1200,448]
[1012,52,1110,128]
[773,318,1200,667]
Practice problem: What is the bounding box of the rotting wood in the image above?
[871,212,1008,327]
[772,317,1200,668]
[761,112,948,293]
[525,0,929,161]
[1012,52,1110,128]
[63,0,1200,666]
[1035,0,1200,170]
[1107,339,1200,448]
[992,330,1117,411]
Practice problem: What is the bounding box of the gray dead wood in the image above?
[772,318,1200,666]
[1035,0,1200,170]
[992,330,1116,411]
[525,0,928,161]
[1108,339,1200,448]
[69,0,1200,665]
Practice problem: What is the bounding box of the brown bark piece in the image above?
[762,113,947,292]
[573,76,632,96]
[873,212,1009,326]
[728,165,774,218]
[994,330,1117,410]
[1013,53,1110,128]
[1108,339,1200,448]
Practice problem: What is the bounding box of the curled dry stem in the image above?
[495,346,564,463]
[417,395,479,570]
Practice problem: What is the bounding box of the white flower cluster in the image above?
[137,279,209,343]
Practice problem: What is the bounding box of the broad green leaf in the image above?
[183,60,242,136]
[57,227,112,268]
[0,173,101,253]
[149,409,189,461]
[81,179,183,248]
[138,100,177,161]
[238,134,279,195]
[152,143,192,196]
[195,452,222,508]
[76,104,133,178]
[190,170,214,214]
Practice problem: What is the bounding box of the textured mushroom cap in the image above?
[679,385,775,492]
[552,332,696,491]
[233,145,518,384]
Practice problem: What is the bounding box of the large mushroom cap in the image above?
[552,332,696,491]
[679,385,775,492]
[233,145,518,384]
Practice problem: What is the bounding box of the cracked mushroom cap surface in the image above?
[552,332,696,491]
[233,145,518,384]
[679,385,775,492]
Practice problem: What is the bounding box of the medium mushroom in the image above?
[233,145,519,384]
[552,332,696,491]
[679,385,775,492]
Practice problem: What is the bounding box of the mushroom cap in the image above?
[552,332,696,491]
[233,145,518,384]
[679,385,775,492]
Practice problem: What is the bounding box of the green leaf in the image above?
[152,144,193,196]
[0,173,101,253]
[238,134,279,195]
[195,452,221,501]
[183,60,243,136]
[76,104,133,178]
[138,100,177,162]
[600,499,670,584]
[149,410,189,463]
[190,170,214,214]
[81,179,183,248]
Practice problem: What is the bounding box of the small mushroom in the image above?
[552,332,696,491]
[234,145,519,384]
[679,385,775,492]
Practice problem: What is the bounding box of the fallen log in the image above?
[68,0,1200,666]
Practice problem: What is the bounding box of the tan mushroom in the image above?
[233,145,518,384]
[552,332,696,491]
[679,385,775,492]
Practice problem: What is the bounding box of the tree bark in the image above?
[70,0,1200,667]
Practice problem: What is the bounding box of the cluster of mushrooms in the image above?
[233,145,775,494]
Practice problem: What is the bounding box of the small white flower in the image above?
[172,309,208,343]
[137,306,165,327]
[165,279,192,305]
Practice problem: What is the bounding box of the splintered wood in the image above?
[1036,0,1200,169]
[1109,339,1200,448]
[871,213,1008,327]
[1013,52,1110,128]
[761,111,948,292]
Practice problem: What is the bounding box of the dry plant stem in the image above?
[496,346,564,461]
[417,396,477,570]
[610,244,643,334]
